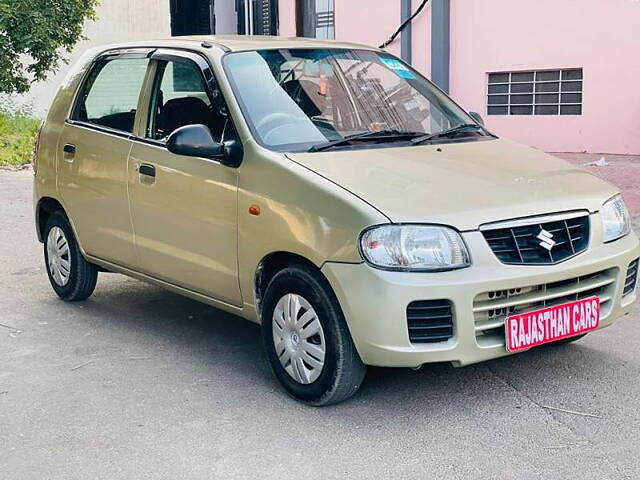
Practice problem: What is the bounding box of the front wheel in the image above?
[43,212,98,301]
[261,264,366,406]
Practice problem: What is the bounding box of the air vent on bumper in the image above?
[407,300,454,344]
[624,259,639,297]
[473,268,616,348]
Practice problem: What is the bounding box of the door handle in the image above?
[138,163,156,178]
[62,143,76,162]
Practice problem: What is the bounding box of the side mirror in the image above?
[469,111,485,126]
[167,124,243,168]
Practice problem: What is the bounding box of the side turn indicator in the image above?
[249,205,261,216]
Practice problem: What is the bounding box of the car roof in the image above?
[97,35,380,54]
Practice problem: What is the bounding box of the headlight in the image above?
[601,194,631,243]
[359,225,470,271]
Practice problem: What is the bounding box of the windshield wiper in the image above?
[308,129,424,152]
[411,124,485,146]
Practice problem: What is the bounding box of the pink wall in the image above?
[278,0,296,37]
[450,0,640,155]
[277,0,429,68]
[409,5,430,77]
[279,0,640,155]
[334,1,431,75]
[335,1,402,58]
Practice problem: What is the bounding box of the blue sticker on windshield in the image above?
[380,58,416,79]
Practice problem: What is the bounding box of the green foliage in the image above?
[0,0,98,94]
[0,104,40,167]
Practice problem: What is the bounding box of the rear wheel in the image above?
[261,264,366,406]
[44,212,98,301]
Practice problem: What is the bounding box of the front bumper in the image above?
[322,223,640,368]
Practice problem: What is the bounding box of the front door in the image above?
[127,51,242,306]
[58,53,151,267]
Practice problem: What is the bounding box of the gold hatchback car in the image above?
[34,36,639,405]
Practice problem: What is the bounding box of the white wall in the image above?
[215,0,238,34]
[10,0,171,117]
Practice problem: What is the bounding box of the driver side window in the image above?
[146,59,225,141]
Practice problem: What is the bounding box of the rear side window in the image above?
[72,57,149,133]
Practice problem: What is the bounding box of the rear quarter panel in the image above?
[34,48,103,226]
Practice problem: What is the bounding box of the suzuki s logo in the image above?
[537,229,556,251]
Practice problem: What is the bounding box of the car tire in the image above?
[261,264,366,406]
[43,211,98,301]
[549,333,588,346]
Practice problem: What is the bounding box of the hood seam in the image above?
[283,153,393,224]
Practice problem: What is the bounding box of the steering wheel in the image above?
[256,113,312,144]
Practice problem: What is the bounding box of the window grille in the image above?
[487,69,583,116]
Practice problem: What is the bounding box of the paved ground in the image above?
[557,153,640,218]
[2,163,640,480]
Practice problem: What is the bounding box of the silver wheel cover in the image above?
[272,293,326,384]
[46,227,71,287]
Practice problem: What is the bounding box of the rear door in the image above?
[127,50,242,306]
[58,50,152,267]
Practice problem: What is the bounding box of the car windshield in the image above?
[223,48,486,152]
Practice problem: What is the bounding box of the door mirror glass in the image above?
[167,124,224,159]
[469,111,485,126]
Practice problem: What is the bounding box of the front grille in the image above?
[624,259,639,297]
[482,213,590,265]
[473,268,616,347]
[407,300,454,344]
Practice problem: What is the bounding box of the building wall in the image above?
[279,0,640,155]
[334,1,402,60]
[215,0,239,34]
[13,0,171,116]
[449,0,640,155]
[15,0,640,154]
[278,0,297,36]
[278,0,430,72]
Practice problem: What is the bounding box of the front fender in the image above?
[237,144,389,317]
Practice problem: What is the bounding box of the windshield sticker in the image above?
[380,58,416,79]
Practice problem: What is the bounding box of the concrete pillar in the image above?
[431,0,450,92]
[401,0,412,64]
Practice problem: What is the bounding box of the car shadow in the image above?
[69,275,634,413]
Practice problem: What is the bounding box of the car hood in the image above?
[285,138,618,230]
